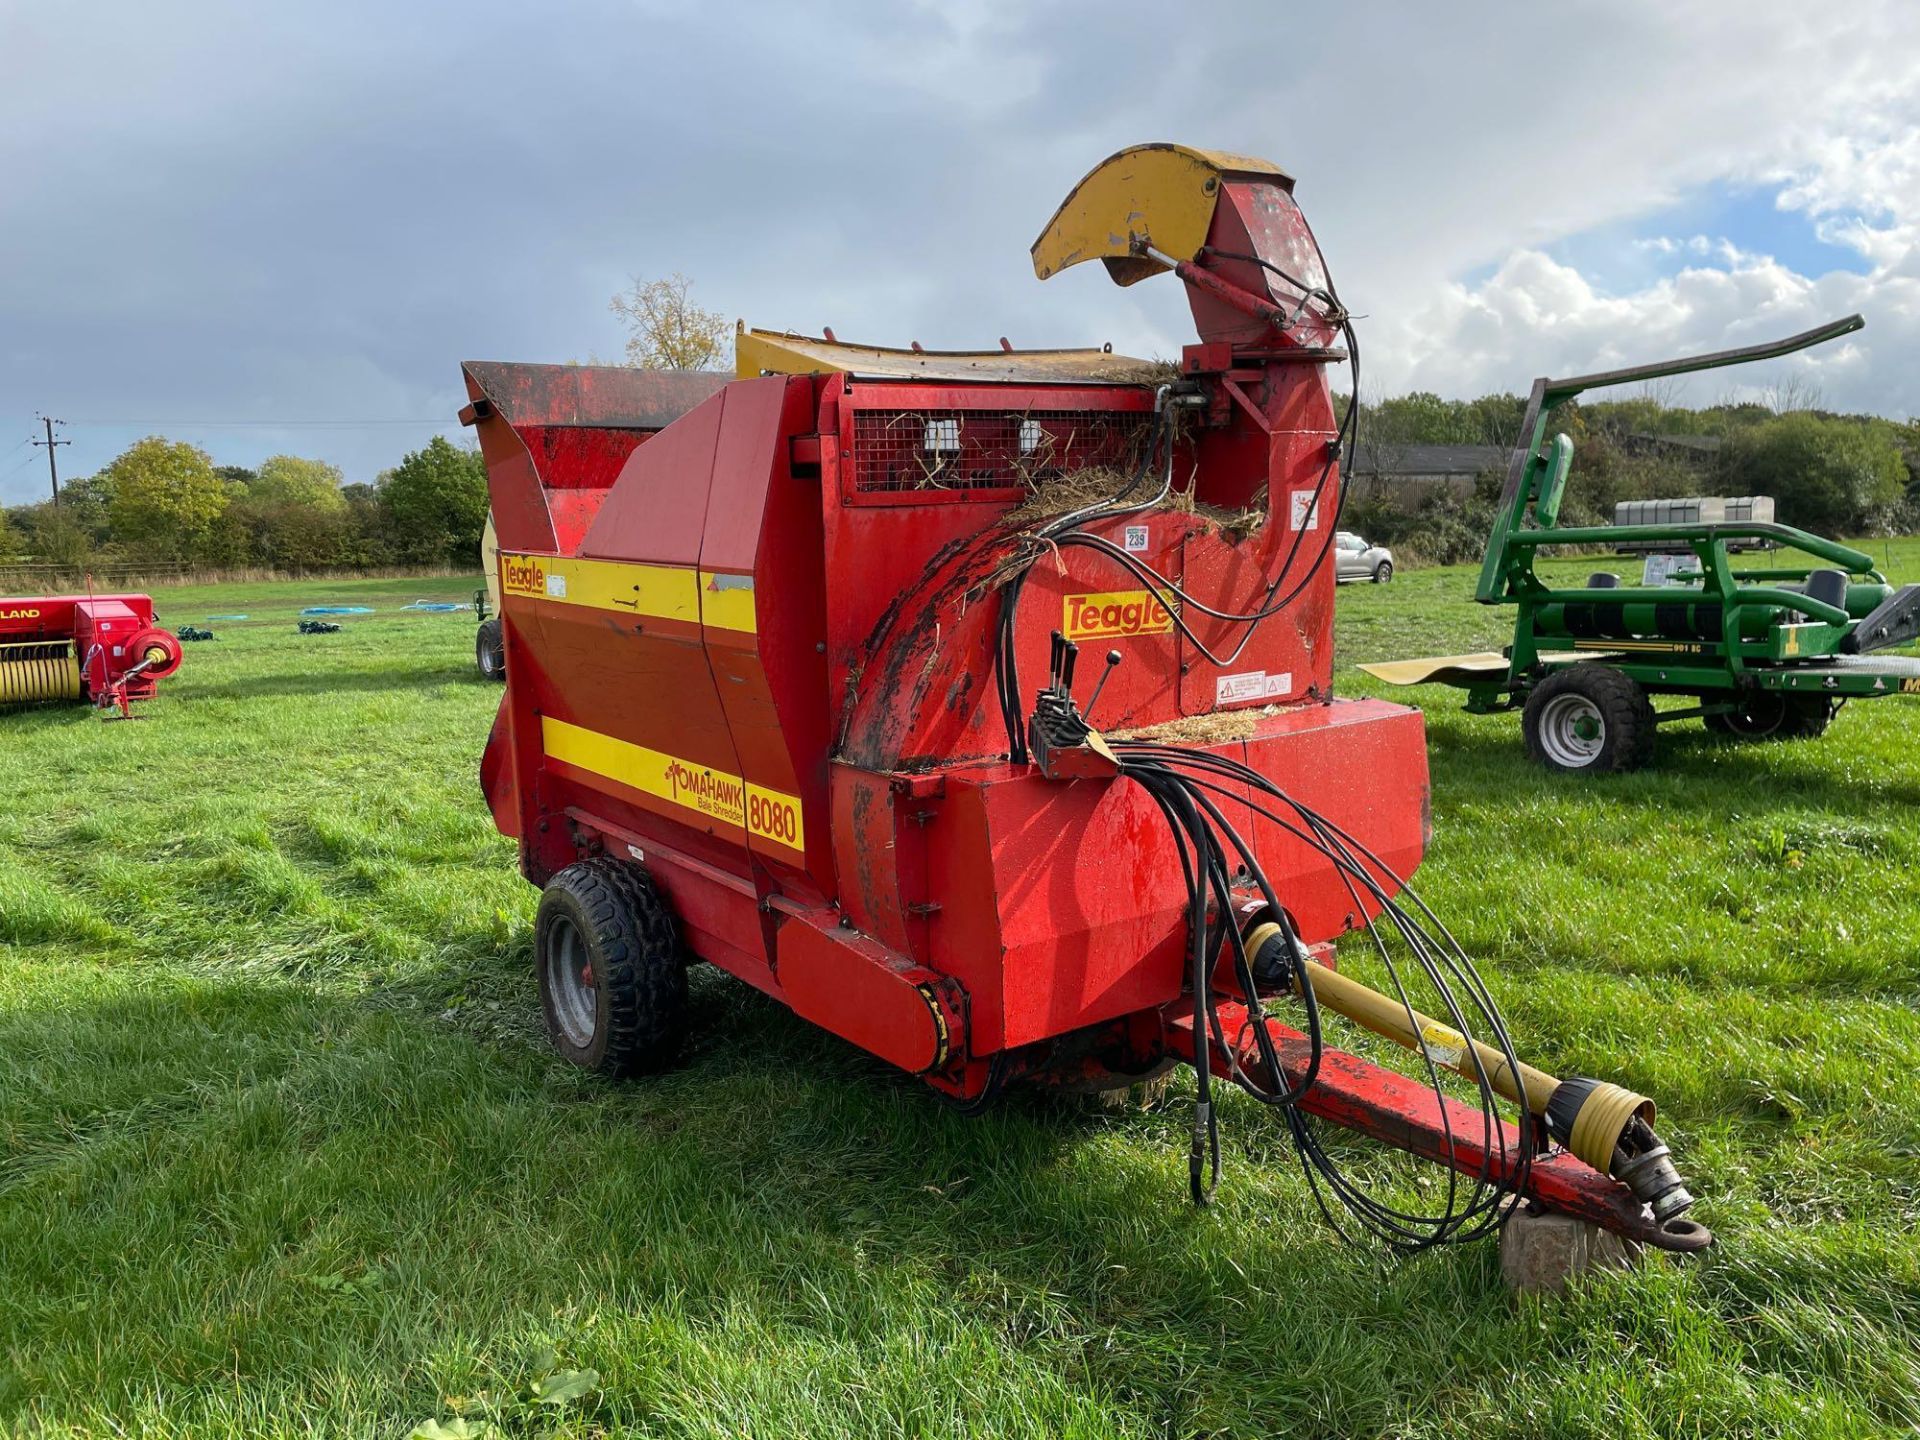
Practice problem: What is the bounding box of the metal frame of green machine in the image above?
[1363,315,1920,773]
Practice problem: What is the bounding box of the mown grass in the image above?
[1,555,1918,1439]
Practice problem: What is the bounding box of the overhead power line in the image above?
[59,418,454,429]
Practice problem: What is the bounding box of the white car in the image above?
[1334,531,1394,583]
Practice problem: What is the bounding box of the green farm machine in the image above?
[1363,316,1920,773]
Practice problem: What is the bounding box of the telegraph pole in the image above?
[32,416,69,506]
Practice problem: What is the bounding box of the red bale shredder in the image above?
[465,145,1708,1259]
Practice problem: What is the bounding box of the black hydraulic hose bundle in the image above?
[1112,741,1534,1252]
[985,256,1537,1250]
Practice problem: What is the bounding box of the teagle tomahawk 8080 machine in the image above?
[463,146,1708,1258]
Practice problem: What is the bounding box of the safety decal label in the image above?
[1215,669,1292,706]
[499,552,755,633]
[1288,489,1322,532]
[1417,1021,1467,1069]
[541,715,804,853]
[1062,588,1177,642]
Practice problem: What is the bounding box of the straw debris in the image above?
[1002,466,1138,526]
[1003,464,1268,542]
[1111,705,1281,745]
[1088,357,1185,386]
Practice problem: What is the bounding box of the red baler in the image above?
[466,146,1707,1258]
[0,592,182,714]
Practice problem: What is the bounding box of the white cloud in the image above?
[5,0,1920,501]
[1367,20,1920,417]
[1395,244,1904,409]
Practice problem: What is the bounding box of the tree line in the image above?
[5,260,1913,579]
[6,390,1914,578]
[0,434,489,574]
[1344,388,1920,564]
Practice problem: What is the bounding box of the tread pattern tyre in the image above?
[1522,665,1657,774]
[535,858,685,1077]
[476,618,506,681]
[1373,561,1393,584]
[1705,691,1834,741]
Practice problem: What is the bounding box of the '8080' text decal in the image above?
[541,715,803,853]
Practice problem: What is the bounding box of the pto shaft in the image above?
[1285,950,1559,1112]
[1242,919,1696,1225]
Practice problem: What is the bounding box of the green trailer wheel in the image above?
[1705,690,1835,741]
[1522,665,1656,775]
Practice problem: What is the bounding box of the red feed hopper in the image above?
[466,146,1708,1258]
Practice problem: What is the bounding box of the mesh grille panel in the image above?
[850,409,1153,494]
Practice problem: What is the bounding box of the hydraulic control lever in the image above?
[1029,634,1119,779]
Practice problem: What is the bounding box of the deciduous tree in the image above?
[250,454,347,512]
[610,273,730,370]
[380,436,490,564]
[1717,414,1906,536]
[25,507,94,570]
[103,437,228,561]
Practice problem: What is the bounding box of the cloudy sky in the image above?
[2,1,1916,503]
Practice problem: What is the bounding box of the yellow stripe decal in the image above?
[1570,639,1704,654]
[541,715,804,853]
[698,570,758,633]
[500,552,758,634]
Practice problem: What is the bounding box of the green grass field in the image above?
[2,554,1918,1439]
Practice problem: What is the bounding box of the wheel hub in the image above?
[1538,693,1606,767]
[1731,691,1787,735]
[543,913,597,1048]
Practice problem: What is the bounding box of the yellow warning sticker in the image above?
[1416,1020,1466,1069]
[541,715,803,853]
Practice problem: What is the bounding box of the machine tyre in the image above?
[1372,561,1393,584]
[476,618,506,681]
[1523,665,1656,775]
[1704,690,1834,741]
[535,858,685,1077]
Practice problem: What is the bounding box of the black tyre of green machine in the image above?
[535,858,686,1078]
[1522,664,1657,774]
[1704,689,1835,740]
[476,617,506,680]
